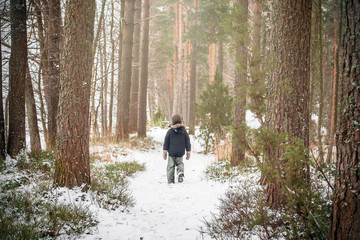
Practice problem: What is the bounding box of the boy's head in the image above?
[172,114,182,125]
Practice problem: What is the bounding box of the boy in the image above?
[163,114,191,183]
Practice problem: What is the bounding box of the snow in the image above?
[81,127,228,240]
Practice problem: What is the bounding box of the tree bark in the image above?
[8,0,27,157]
[329,0,360,238]
[117,0,136,141]
[326,0,342,164]
[266,0,312,208]
[108,0,116,136]
[317,0,324,163]
[46,0,61,150]
[25,63,42,152]
[129,0,142,133]
[188,0,199,135]
[137,0,150,137]
[54,0,95,188]
[116,0,125,140]
[231,0,248,167]
[209,43,216,83]
[101,22,108,137]
[0,23,6,162]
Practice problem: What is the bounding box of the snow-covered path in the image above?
[83,128,228,240]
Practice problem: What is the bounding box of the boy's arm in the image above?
[163,130,170,160]
[185,132,191,160]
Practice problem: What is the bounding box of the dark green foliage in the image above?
[90,161,145,210]
[195,71,233,153]
[0,190,98,239]
[151,108,166,127]
[16,151,55,174]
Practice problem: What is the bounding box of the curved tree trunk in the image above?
[54,0,95,188]
[329,0,360,238]
[137,0,150,137]
[8,0,27,157]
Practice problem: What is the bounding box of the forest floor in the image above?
[81,127,229,240]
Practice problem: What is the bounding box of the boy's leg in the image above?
[167,156,175,183]
[175,157,184,182]
[175,157,184,174]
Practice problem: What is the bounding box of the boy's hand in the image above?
[163,150,167,160]
[186,152,191,160]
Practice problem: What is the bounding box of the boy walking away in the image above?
[163,114,191,183]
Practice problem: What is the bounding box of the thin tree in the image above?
[108,0,116,136]
[231,0,248,167]
[329,0,360,238]
[188,0,199,135]
[54,0,96,188]
[25,62,42,152]
[7,0,27,157]
[266,0,312,208]
[137,0,150,137]
[317,0,324,163]
[46,0,61,149]
[117,0,136,140]
[129,0,142,133]
[326,0,342,164]
[0,21,6,162]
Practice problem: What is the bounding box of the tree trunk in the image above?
[209,43,216,83]
[8,0,27,157]
[326,0,342,164]
[137,0,150,137]
[102,21,108,137]
[231,0,248,167]
[217,41,224,76]
[90,0,107,139]
[108,0,116,136]
[129,0,142,133]
[54,0,95,188]
[188,0,199,135]
[117,0,136,141]
[329,0,360,238]
[317,0,324,163]
[25,63,42,152]
[46,0,61,150]
[0,24,6,162]
[266,0,312,208]
[116,0,125,140]
[33,0,48,143]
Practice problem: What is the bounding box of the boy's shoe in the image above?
[178,172,184,183]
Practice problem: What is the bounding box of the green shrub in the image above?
[17,151,55,173]
[0,190,98,239]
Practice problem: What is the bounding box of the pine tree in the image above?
[196,70,233,153]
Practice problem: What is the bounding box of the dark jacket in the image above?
[163,126,191,157]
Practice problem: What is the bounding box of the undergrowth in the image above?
[0,150,146,238]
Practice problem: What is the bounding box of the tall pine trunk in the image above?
[129,0,142,133]
[54,0,95,188]
[137,0,150,137]
[266,0,311,208]
[0,23,5,162]
[46,0,61,150]
[329,0,360,238]
[108,0,116,136]
[317,0,324,163]
[326,0,342,164]
[25,63,42,152]
[188,0,199,135]
[117,0,136,141]
[8,0,27,157]
[231,0,248,167]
